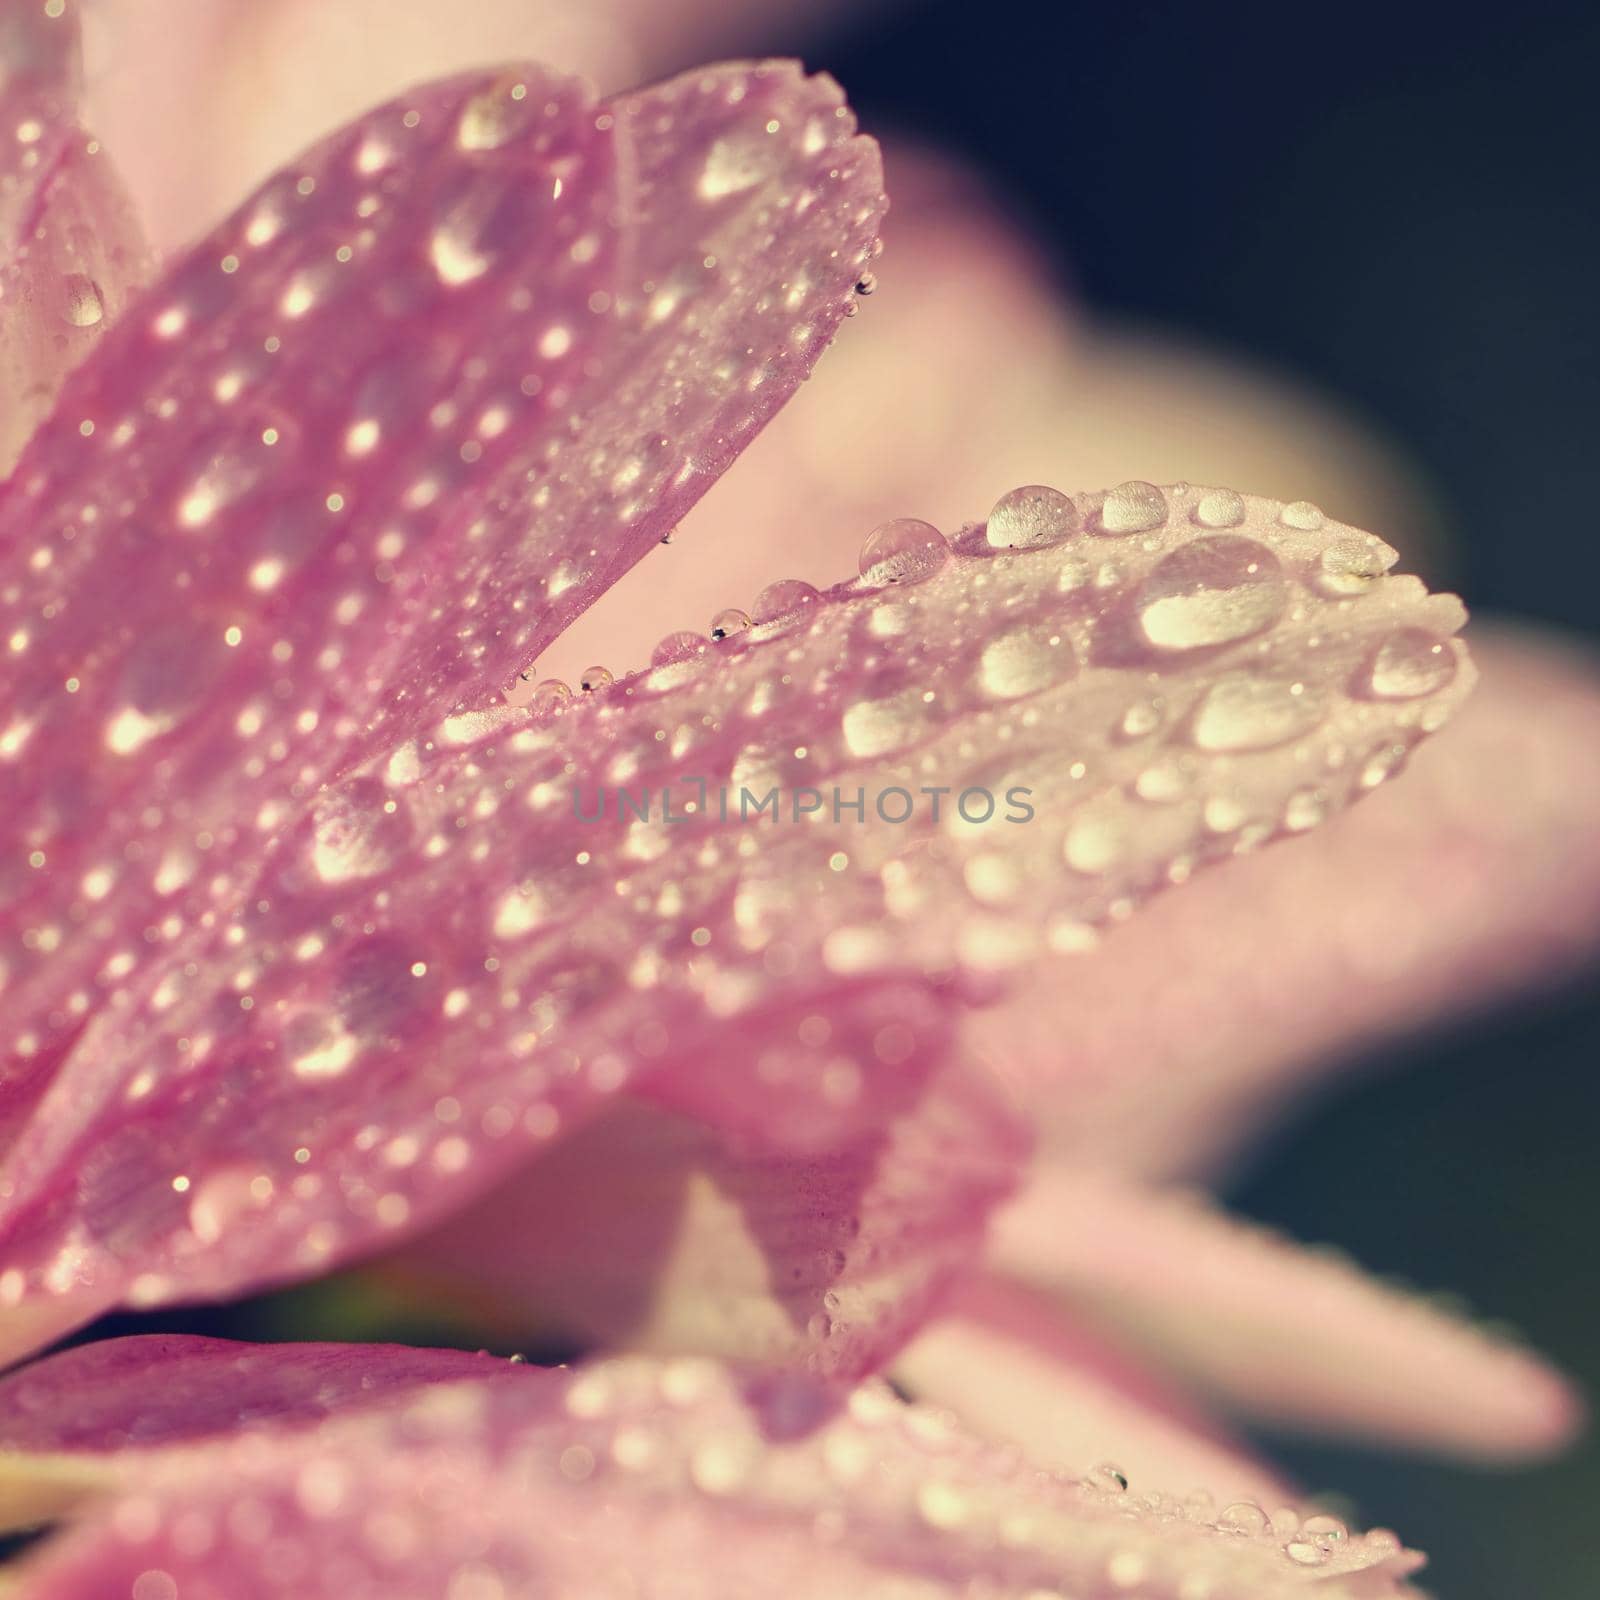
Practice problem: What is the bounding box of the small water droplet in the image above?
[1098,481,1167,535]
[1301,1513,1349,1546]
[1218,1501,1271,1535]
[1283,788,1326,831]
[858,518,949,587]
[1316,536,1394,596]
[1362,629,1457,699]
[1087,1462,1130,1493]
[579,666,614,694]
[457,77,532,151]
[854,271,877,296]
[986,484,1078,550]
[1191,675,1325,752]
[1284,1541,1329,1566]
[1117,699,1164,741]
[1279,499,1325,530]
[1136,536,1287,651]
[1192,488,1246,528]
[1133,756,1193,804]
[710,607,751,640]
[62,274,105,328]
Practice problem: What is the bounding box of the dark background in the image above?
[815,2,1600,1594]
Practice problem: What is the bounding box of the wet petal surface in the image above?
[0,1339,1426,1599]
[0,488,1471,1358]
[0,0,146,472]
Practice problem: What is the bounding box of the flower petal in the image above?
[974,625,1600,1184]
[0,488,1471,1358]
[1,1342,1426,1598]
[393,1058,1025,1380]
[990,1170,1583,1461]
[0,0,146,472]
[896,1274,1291,1508]
[0,60,882,1142]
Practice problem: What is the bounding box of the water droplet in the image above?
[579,665,614,694]
[986,484,1078,550]
[1064,807,1127,874]
[854,271,877,296]
[1098,481,1167,535]
[1133,756,1192,804]
[841,689,931,759]
[1218,1501,1271,1535]
[1117,699,1164,740]
[1362,630,1457,699]
[1283,788,1326,831]
[1191,675,1325,752]
[710,607,751,640]
[1135,536,1287,651]
[651,631,705,667]
[979,623,1075,699]
[457,77,532,151]
[62,274,105,328]
[858,518,948,587]
[1087,1462,1130,1493]
[698,132,774,199]
[1279,499,1325,530]
[1301,1514,1349,1546]
[1284,1541,1329,1566]
[309,780,408,883]
[1316,536,1393,596]
[752,579,821,632]
[1192,488,1246,528]
[527,679,572,715]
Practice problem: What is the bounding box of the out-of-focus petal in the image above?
[0,54,882,1256]
[896,1274,1291,1508]
[82,0,875,251]
[991,1171,1584,1462]
[975,625,1600,1183]
[395,1061,1025,1380]
[1,1340,1427,1598]
[545,152,1442,683]
[0,0,146,472]
[0,488,1470,1360]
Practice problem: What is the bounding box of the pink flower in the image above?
[1,3,1596,1594]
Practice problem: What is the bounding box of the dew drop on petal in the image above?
[1218,1501,1271,1535]
[752,579,821,630]
[978,623,1075,699]
[709,607,751,640]
[1279,499,1326,530]
[1097,480,1167,535]
[985,484,1078,550]
[527,679,573,715]
[578,666,614,694]
[651,631,706,667]
[1190,675,1325,752]
[1192,487,1246,528]
[61,273,105,327]
[1135,537,1288,652]
[858,518,949,587]
[1316,535,1394,596]
[1362,629,1458,699]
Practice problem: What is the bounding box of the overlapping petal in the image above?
[0,1337,1426,1599]
[990,1171,1582,1461]
[0,0,145,472]
[396,1059,1025,1379]
[1,483,1471,1361]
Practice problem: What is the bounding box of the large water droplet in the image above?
[1279,499,1325,530]
[979,623,1075,699]
[528,679,572,715]
[1135,536,1287,651]
[986,485,1078,550]
[579,665,614,694]
[651,631,706,667]
[752,579,821,634]
[1098,481,1167,535]
[1191,674,1325,752]
[858,518,948,587]
[841,689,931,759]
[1218,1501,1271,1535]
[1362,629,1457,699]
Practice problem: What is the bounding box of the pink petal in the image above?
[975,625,1600,1184]
[0,56,883,1260]
[990,1170,1584,1462]
[896,1274,1292,1508]
[393,1059,1025,1380]
[2,1341,1427,1598]
[84,0,873,252]
[0,0,146,471]
[1,488,1472,1359]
